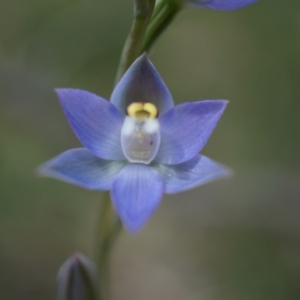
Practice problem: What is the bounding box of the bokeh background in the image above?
[1,0,300,299]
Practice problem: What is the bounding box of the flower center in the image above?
[127,102,158,119]
[121,102,160,164]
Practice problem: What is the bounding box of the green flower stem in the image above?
[96,1,157,298]
[115,0,156,83]
[150,0,169,21]
[96,192,122,300]
[141,0,182,53]
[96,1,181,298]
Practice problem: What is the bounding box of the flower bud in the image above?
[56,253,99,300]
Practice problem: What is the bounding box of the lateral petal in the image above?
[56,88,125,160]
[156,100,228,164]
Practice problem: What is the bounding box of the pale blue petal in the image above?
[111,164,164,233]
[110,55,174,116]
[155,100,228,164]
[190,0,257,10]
[155,155,232,194]
[56,88,125,160]
[37,148,126,190]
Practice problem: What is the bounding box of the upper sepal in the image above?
[189,0,257,10]
[110,54,174,116]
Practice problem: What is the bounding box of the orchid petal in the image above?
[56,88,125,160]
[110,55,174,116]
[155,155,231,194]
[111,164,164,233]
[155,100,228,164]
[190,0,257,10]
[37,148,126,190]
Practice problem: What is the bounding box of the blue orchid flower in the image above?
[38,54,231,233]
[189,0,257,10]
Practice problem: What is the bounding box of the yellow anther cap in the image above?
[127,102,158,119]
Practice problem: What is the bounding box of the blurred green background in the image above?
[1,0,300,299]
